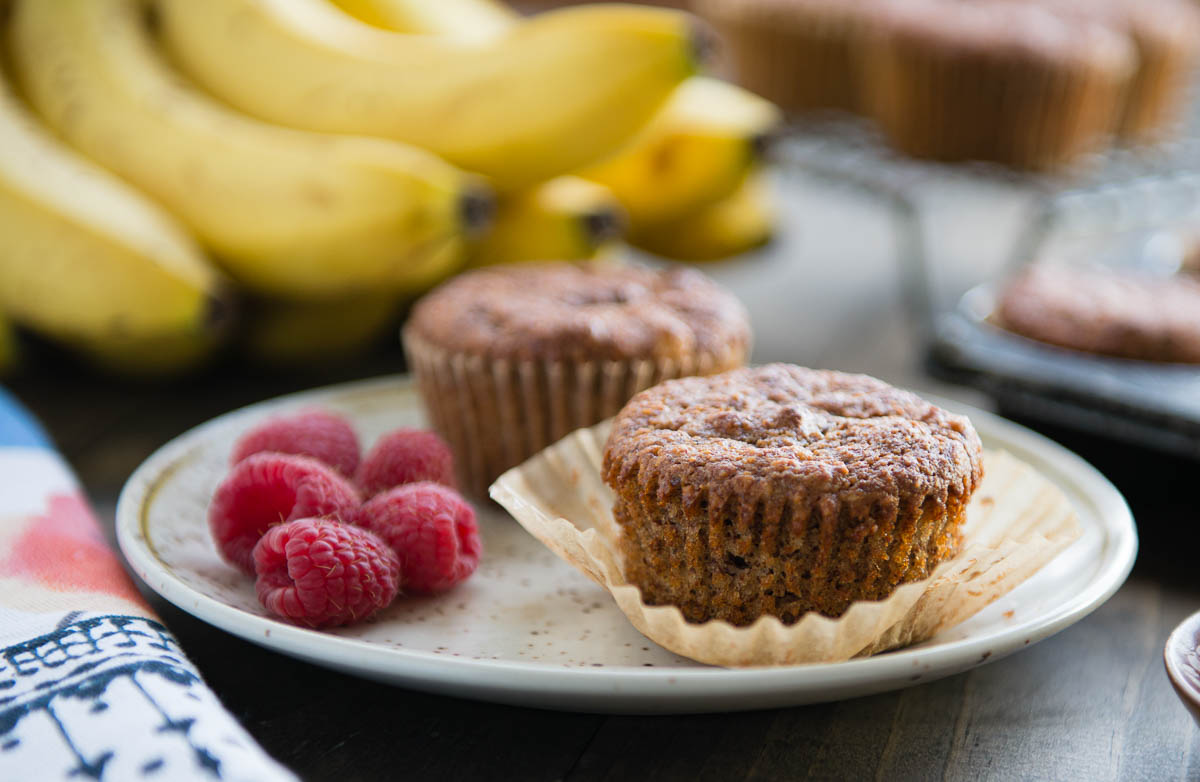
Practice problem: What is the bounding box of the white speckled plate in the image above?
[116,375,1137,714]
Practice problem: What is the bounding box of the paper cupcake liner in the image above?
[490,420,1082,667]
[402,330,746,499]
[862,29,1129,174]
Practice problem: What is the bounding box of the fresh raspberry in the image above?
[209,453,361,574]
[354,482,481,594]
[231,408,361,477]
[253,518,400,628]
[355,429,456,497]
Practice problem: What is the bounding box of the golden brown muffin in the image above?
[602,364,984,626]
[995,265,1200,363]
[695,0,893,114]
[863,0,1136,172]
[403,262,751,497]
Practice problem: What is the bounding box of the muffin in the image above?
[403,262,751,497]
[995,265,1200,363]
[601,364,984,626]
[695,0,893,114]
[863,1,1136,172]
[994,0,1200,144]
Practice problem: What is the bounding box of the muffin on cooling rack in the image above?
[995,265,1200,363]
[863,0,1136,172]
[601,364,984,626]
[695,0,892,114]
[403,262,751,498]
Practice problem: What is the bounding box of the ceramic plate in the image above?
[116,375,1137,714]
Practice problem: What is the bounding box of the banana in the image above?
[0,32,222,346]
[469,176,624,266]
[329,0,511,41]
[335,0,779,224]
[71,328,227,377]
[9,0,485,302]
[631,171,776,262]
[579,77,780,227]
[156,0,699,190]
[244,293,403,366]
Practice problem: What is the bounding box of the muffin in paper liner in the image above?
[403,329,745,499]
[489,420,1082,667]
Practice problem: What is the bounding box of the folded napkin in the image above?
[0,388,296,781]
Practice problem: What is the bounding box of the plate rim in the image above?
[115,374,1138,711]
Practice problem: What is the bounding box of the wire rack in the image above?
[771,111,1200,331]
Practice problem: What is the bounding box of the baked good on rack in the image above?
[862,1,1136,172]
[601,364,984,626]
[995,265,1200,363]
[403,261,751,497]
[695,0,891,114]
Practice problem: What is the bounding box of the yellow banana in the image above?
[330,0,511,41]
[10,0,485,302]
[244,293,403,366]
[72,329,227,377]
[156,0,700,190]
[0,36,222,345]
[631,171,776,262]
[580,77,780,227]
[469,177,624,266]
[335,0,779,224]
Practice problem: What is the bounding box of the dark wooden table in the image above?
[8,176,1200,780]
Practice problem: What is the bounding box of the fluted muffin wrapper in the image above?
[490,421,1082,667]
[402,331,746,499]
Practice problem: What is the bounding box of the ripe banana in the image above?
[0,313,18,377]
[156,0,700,190]
[0,37,222,345]
[71,329,228,377]
[335,0,779,224]
[244,293,404,366]
[10,0,484,302]
[631,171,776,262]
[469,177,624,266]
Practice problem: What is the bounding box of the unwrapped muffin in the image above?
[863,1,1136,172]
[403,262,751,497]
[995,264,1200,363]
[601,364,984,626]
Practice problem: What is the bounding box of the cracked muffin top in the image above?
[405,262,751,363]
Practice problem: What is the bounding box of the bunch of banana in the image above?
[0,23,226,374]
[467,177,624,267]
[335,0,782,262]
[156,0,701,191]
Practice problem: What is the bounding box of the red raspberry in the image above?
[209,453,361,575]
[354,482,481,594]
[355,428,455,497]
[253,518,400,628]
[231,408,360,477]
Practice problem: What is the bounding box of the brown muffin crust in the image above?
[864,1,1134,171]
[602,364,984,626]
[406,262,751,364]
[995,265,1200,363]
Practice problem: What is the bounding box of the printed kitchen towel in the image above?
[0,387,296,781]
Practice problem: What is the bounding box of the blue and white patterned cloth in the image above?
[0,388,296,781]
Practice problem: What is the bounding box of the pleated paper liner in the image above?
[490,420,1082,668]
[402,329,745,499]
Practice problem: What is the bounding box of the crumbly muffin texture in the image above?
[602,364,984,626]
[996,265,1200,363]
[405,262,751,364]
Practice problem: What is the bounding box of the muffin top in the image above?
[405,262,751,363]
[995,265,1200,363]
[877,0,1135,72]
[603,364,983,514]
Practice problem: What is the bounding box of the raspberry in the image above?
[355,428,456,497]
[209,453,361,574]
[253,518,400,628]
[354,482,481,594]
[231,408,360,477]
